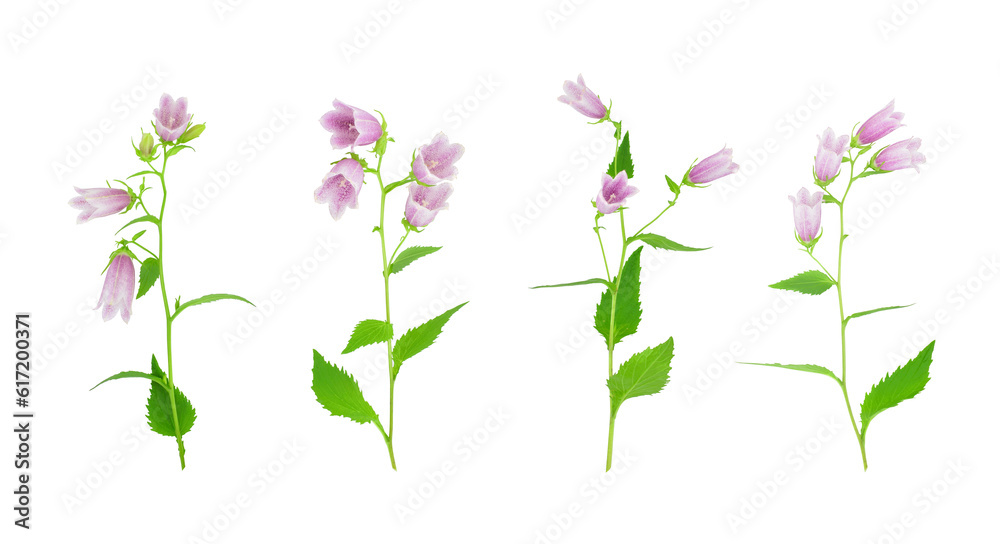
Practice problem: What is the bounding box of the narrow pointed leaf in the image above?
[137,258,160,299]
[845,304,913,325]
[342,319,393,354]
[127,170,158,179]
[738,362,840,383]
[165,144,194,158]
[173,293,254,318]
[769,270,835,295]
[90,370,164,391]
[531,278,612,289]
[392,302,467,367]
[860,341,934,439]
[311,350,378,424]
[608,338,674,416]
[390,246,441,274]
[116,214,159,234]
[595,247,642,346]
[627,233,709,252]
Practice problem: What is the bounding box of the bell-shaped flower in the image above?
[875,138,926,172]
[856,100,904,145]
[69,187,132,224]
[814,128,849,183]
[595,172,639,214]
[319,100,383,150]
[789,188,823,243]
[96,252,136,323]
[153,93,192,142]
[412,133,465,185]
[557,74,607,120]
[404,182,453,227]
[686,147,740,184]
[314,158,365,220]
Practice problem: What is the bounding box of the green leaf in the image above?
[311,350,379,424]
[738,362,841,384]
[531,278,612,289]
[845,304,913,325]
[173,293,254,318]
[606,131,634,178]
[342,319,393,354]
[608,338,674,416]
[390,246,441,274]
[627,233,709,252]
[145,355,196,437]
[822,194,840,204]
[137,258,160,299]
[392,302,468,370]
[382,179,411,194]
[116,214,159,234]
[665,174,680,195]
[127,170,158,180]
[769,270,835,295]
[860,341,934,440]
[131,229,147,241]
[595,247,643,346]
[90,370,164,391]
[165,144,194,158]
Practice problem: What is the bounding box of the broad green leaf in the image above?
[738,362,840,384]
[392,302,468,369]
[116,214,159,234]
[90,370,164,391]
[390,246,441,274]
[860,341,934,439]
[769,270,835,295]
[627,233,709,252]
[845,304,913,325]
[342,319,393,354]
[606,131,634,178]
[311,350,379,424]
[137,258,160,299]
[531,278,612,290]
[595,247,643,346]
[173,293,254,318]
[608,338,674,416]
[146,355,196,437]
[822,194,840,204]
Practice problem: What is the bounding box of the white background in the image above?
[2,0,998,542]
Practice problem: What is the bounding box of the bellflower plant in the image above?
[311,101,467,470]
[741,100,931,471]
[535,75,740,471]
[71,93,253,469]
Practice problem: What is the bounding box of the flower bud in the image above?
[136,131,156,161]
[177,123,205,144]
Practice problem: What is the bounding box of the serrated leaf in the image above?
[392,302,467,369]
[145,355,196,437]
[738,362,840,383]
[627,233,709,252]
[860,341,934,439]
[137,258,160,299]
[608,338,674,416]
[311,350,378,424]
[342,319,393,354]
[845,304,913,325]
[173,293,254,318]
[606,131,634,178]
[531,278,612,289]
[769,270,835,295]
[390,246,441,274]
[595,247,642,346]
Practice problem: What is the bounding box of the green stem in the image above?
[835,152,867,471]
[633,193,680,238]
[604,210,628,471]
[154,145,186,470]
[595,215,612,283]
[375,153,398,471]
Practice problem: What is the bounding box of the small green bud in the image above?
[178,123,206,144]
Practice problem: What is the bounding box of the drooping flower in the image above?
[404,182,454,227]
[319,100,383,150]
[314,159,365,220]
[69,187,132,224]
[153,93,192,142]
[595,172,639,214]
[788,188,823,243]
[814,128,850,183]
[686,147,740,184]
[96,252,136,323]
[412,133,465,185]
[856,100,904,145]
[557,74,607,120]
[875,138,926,172]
